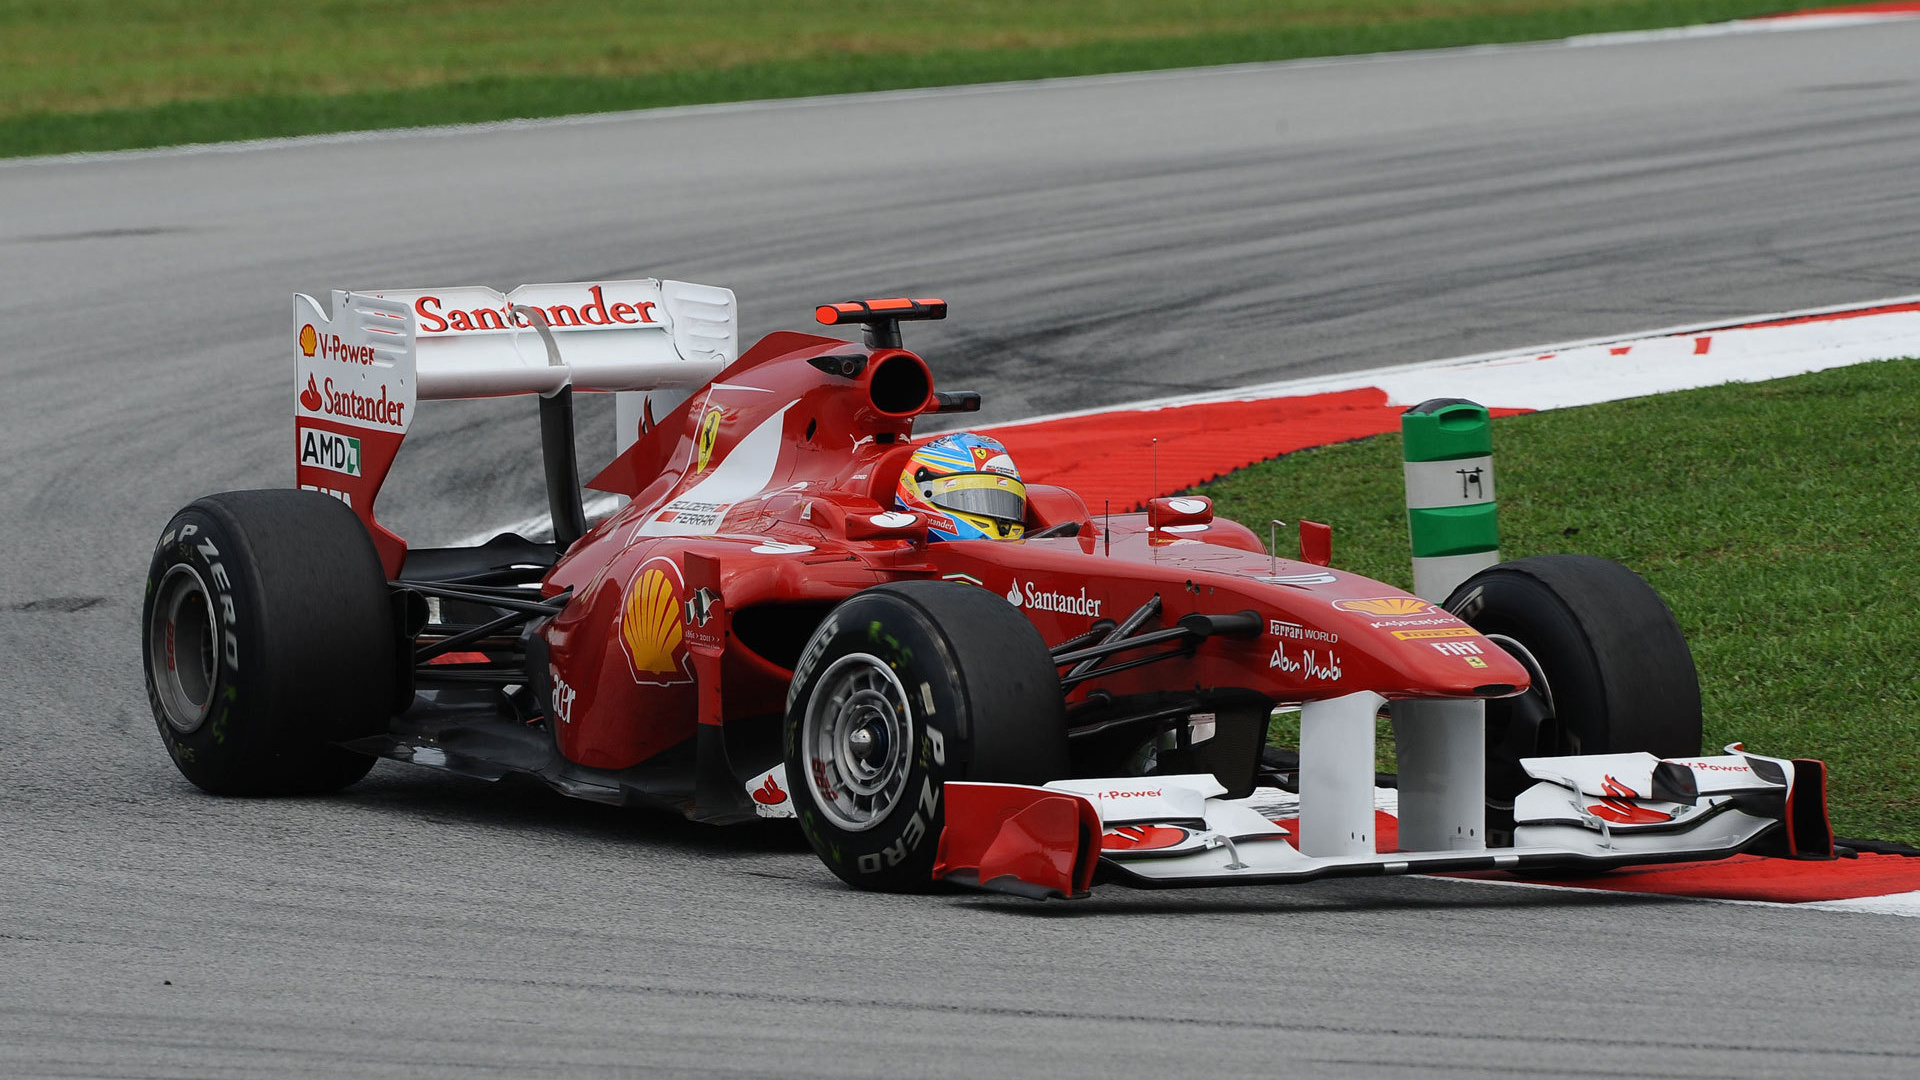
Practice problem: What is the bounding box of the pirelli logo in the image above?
[1390,627,1480,641]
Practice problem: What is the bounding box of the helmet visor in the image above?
[927,472,1027,525]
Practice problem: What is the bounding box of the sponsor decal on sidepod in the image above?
[548,665,577,726]
[619,559,692,686]
[1005,580,1103,617]
[653,498,729,530]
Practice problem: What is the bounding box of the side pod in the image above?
[933,783,1102,900]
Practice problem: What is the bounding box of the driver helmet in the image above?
[895,432,1027,541]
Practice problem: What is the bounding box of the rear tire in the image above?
[784,580,1069,891]
[142,490,394,795]
[1445,554,1701,844]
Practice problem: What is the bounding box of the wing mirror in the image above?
[845,509,931,542]
[1147,496,1213,531]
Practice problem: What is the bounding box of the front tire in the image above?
[1445,555,1702,844]
[784,581,1069,891]
[142,490,395,795]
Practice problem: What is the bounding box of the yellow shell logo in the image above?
[695,407,723,473]
[299,323,318,357]
[621,565,685,682]
[1333,596,1436,617]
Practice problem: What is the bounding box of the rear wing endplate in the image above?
[293,278,736,572]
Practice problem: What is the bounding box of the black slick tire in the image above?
[1445,554,1702,841]
[142,489,394,795]
[784,580,1069,892]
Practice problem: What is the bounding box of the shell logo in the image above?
[299,324,318,357]
[620,562,689,685]
[695,407,723,473]
[1332,596,1437,617]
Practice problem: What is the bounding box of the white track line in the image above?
[1803,889,1920,916]
[1571,10,1920,47]
[981,293,1920,427]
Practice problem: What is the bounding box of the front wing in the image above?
[932,747,1831,899]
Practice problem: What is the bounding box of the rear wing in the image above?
[294,278,736,572]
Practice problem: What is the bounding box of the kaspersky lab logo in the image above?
[299,426,361,477]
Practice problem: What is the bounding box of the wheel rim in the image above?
[1487,633,1554,720]
[149,564,219,734]
[801,653,915,832]
[1483,633,1561,837]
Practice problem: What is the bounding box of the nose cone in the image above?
[1326,600,1532,698]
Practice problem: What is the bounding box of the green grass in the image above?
[1195,359,1920,844]
[0,0,1797,157]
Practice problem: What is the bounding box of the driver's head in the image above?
[895,432,1026,541]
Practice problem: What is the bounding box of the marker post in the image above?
[1401,399,1499,604]
[1394,398,1498,853]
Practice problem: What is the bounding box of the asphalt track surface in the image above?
[5,21,1920,1080]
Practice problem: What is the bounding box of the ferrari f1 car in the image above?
[142,278,1833,898]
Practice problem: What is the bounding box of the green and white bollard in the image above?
[1401,398,1500,604]
[1394,398,1497,853]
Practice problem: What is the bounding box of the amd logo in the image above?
[299,427,361,477]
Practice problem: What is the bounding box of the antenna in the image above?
[1270,519,1284,577]
[1151,438,1159,499]
[1104,500,1111,557]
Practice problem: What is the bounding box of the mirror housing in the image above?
[1147,496,1214,531]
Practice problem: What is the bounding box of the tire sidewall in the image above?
[1448,555,1701,760]
[141,491,390,795]
[783,593,968,888]
[1448,572,1606,754]
[143,506,266,784]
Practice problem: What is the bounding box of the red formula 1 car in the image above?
[142,280,1833,898]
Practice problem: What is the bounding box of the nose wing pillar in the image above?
[1296,691,1386,858]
